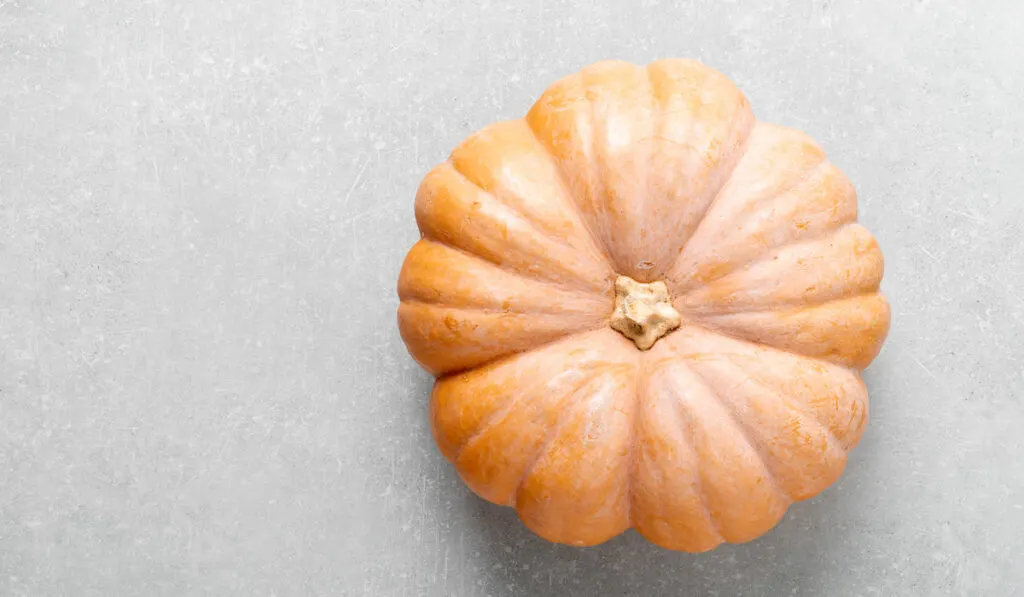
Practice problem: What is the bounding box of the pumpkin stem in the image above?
[609,275,681,350]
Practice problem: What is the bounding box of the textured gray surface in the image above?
[2,0,1023,595]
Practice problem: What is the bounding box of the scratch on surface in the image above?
[912,355,938,381]
[310,41,327,93]
[918,246,938,261]
[358,6,456,74]
[338,204,390,228]
[285,230,311,250]
[942,207,987,224]
[315,233,336,268]
[343,156,370,207]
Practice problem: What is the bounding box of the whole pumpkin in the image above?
[397,59,889,551]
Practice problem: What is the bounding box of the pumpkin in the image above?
[397,59,889,551]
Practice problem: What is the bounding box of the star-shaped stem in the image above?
[609,275,682,350]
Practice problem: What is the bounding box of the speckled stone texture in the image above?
[2,0,1023,595]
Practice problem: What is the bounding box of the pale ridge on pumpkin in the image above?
[430,329,638,502]
[685,356,848,502]
[673,357,792,504]
[641,59,757,282]
[696,293,891,369]
[526,59,756,282]
[397,302,604,375]
[524,70,613,272]
[513,367,635,546]
[414,162,613,292]
[648,359,790,543]
[429,330,623,459]
[577,61,657,278]
[676,223,884,315]
[630,368,725,551]
[398,239,608,316]
[456,370,603,505]
[655,324,870,450]
[447,119,613,277]
[665,123,854,296]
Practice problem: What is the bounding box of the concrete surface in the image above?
[2,0,1023,595]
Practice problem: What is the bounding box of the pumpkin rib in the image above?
[431,329,635,463]
[454,362,608,465]
[688,354,849,500]
[578,69,614,262]
[446,130,605,263]
[624,350,643,529]
[668,320,854,373]
[745,358,865,452]
[445,159,545,235]
[398,298,601,319]
[444,162,615,290]
[406,234,608,297]
[521,113,617,270]
[658,359,787,543]
[662,121,756,279]
[630,363,727,552]
[636,64,657,278]
[685,288,881,317]
[644,61,694,159]
[677,219,857,303]
[510,364,634,508]
[671,339,869,452]
[437,321,613,379]
[670,351,791,505]
[399,300,608,376]
[694,293,891,370]
[513,369,635,545]
[524,59,759,281]
[642,62,663,251]
[732,362,847,457]
[573,59,659,278]
[398,239,611,317]
[660,371,726,544]
[638,59,757,282]
[676,223,884,316]
[448,119,589,232]
[666,151,834,295]
[457,369,612,506]
[653,350,849,453]
[573,60,661,274]
[398,301,610,376]
[522,68,615,266]
[416,162,613,294]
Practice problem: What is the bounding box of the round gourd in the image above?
[397,59,890,551]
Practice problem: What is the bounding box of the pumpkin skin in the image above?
[397,59,889,551]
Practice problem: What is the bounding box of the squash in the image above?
[397,59,889,551]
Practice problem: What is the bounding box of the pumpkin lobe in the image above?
[609,275,681,350]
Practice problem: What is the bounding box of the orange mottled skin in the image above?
[397,59,890,551]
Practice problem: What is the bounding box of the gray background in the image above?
[2,0,1022,595]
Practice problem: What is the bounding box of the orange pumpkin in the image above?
[397,59,889,551]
